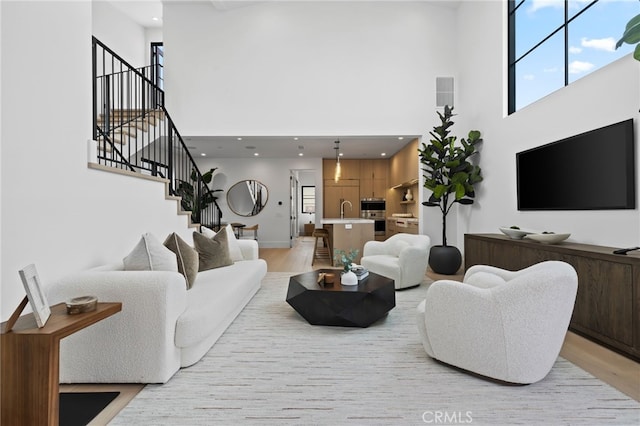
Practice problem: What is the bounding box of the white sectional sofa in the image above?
[47,237,267,384]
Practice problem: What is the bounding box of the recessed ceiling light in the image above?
[237,137,243,141]
[294,137,299,141]
[200,153,206,157]
[298,153,304,156]
[339,152,344,157]
[381,152,386,156]
[398,137,404,140]
[254,152,259,156]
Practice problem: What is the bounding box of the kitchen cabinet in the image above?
[360,159,388,199]
[323,180,360,219]
[405,221,419,234]
[323,159,360,181]
[386,219,397,238]
[389,138,419,188]
[386,218,418,238]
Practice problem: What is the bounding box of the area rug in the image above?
[59,391,119,426]
[112,272,639,425]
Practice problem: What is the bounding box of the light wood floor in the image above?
[62,236,640,424]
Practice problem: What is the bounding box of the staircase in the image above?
[92,37,222,229]
[97,109,164,153]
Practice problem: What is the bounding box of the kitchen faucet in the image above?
[340,200,353,219]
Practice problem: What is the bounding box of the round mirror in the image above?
[226,180,269,217]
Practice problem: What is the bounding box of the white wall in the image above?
[163,1,458,137]
[163,0,458,248]
[92,0,148,67]
[453,0,640,250]
[195,157,323,248]
[0,2,192,321]
[146,28,163,48]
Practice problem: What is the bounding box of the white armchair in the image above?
[416,261,578,384]
[360,233,431,289]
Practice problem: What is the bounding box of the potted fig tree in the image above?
[616,10,640,61]
[419,106,483,274]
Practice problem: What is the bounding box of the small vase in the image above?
[405,188,413,201]
[341,270,358,286]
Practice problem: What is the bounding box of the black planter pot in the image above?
[429,245,462,275]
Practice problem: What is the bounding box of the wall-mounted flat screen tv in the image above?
[517,119,635,210]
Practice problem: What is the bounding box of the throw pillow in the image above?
[163,233,199,289]
[223,224,244,262]
[123,233,178,272]
[193,230,233,271]
[200,225,243,262]
[200,225,216,238]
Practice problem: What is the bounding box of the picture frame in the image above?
[18,264,50,328]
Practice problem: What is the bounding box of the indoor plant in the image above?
[616,9,640,61]
[418,106,483,274]
[175,167,223,223]
[334,248,359,285]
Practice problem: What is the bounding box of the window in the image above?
[508,0,638,113]
[301,186,315,214]
[150,42,164,90]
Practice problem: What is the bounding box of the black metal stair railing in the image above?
[92,36,221,228]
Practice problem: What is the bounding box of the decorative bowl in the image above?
[499,226,533,240]
[524,233,570,245]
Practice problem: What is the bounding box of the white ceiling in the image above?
[182,135,420,159]
[108,0,164,28]
[108,0,460,28]
[107,0,447,158]
[106,0,268,27]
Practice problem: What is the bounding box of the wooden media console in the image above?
[464,233,640,361]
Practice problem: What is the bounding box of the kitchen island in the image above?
[321,218,375,264]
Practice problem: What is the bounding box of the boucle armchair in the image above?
[416,261,578,384]
[360,233,431,289]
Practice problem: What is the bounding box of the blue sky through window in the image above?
[515,0,639,110]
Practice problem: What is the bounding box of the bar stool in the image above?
[312,228,333,266]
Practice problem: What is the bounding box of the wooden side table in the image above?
[1,302,122,425]
[303,223,315,237]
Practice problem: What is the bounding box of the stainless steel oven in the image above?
[361,198,386,236]
[361,198,385,212]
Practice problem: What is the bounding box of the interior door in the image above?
[289,173,298,247]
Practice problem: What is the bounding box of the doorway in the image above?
[289,173,298,248]
[290,169,317,248]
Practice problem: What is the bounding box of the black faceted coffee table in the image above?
[286,269,395,327]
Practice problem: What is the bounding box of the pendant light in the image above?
[334,140,341,183]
